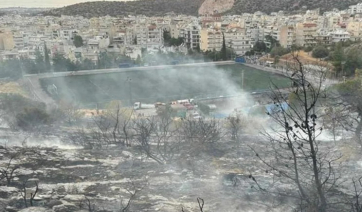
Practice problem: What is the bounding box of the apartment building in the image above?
[200,28,222,51]
[134,24,164,48]
[278,25,296,48]
[0,30,15,50]
[315,29,331,45]
[349,3,362,15]
[347,20,362,40]
[13,33,25,49]
[295,22,318,47]
[183,24,200,50]
[225,29,253,55]
[330,30,351,43]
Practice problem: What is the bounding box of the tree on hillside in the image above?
[163,30,184,46]
[0,59,23,79]
[343,48,362,76]
[73,35,84,48]
[253,41,267,53]
[249,55,344,211]
[52,52,68,72]
[270,46,289,57]
[334,71,362,145]
[265,35,280,51]
[331,43,345,76]
[312,45,329,59]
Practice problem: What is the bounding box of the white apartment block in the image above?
[329,30,351,43]
[349,3,362,15]
[183,24,200,50]
[134,24,163,48]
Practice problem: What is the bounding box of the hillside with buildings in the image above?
[42,0,205,17]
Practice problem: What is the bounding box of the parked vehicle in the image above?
[134,102,155,110]
[183,102,194,110]
[119,63,132,68]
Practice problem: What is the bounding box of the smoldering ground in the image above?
[4,59,348,211]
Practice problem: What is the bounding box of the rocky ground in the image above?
[0,129,361,212]
[0,132,287,212]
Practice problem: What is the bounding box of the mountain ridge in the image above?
[41,0,361,17]
[41,0,205,17]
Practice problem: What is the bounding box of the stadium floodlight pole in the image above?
[126,77,133,106]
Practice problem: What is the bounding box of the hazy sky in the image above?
[0,0,134,8]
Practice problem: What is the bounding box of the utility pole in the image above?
[126,77,133,106]
[242,70,245,89]
[341,61,346,81]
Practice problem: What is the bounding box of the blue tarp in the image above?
[212,113,229,119]
[235,57,246,63]
[265,102,289,114]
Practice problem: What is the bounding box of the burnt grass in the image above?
[0,134,279,211]
[1,133,359,211]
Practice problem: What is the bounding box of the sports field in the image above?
[40,64,290,108]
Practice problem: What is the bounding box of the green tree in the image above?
[52,52,68,72]
[331,42,345,76]
[16,107,51,131]
[44,43,51,72]
[265,35,280,52]
[81,58,96,70]
[0,59,23,79]
[312,45,329,58]
[343,48,362,76]
[73,35,84,48]
[253,41,267,52]
[163,30,172,46]
[221,32,227,61]
[98,52,113,69]
[65,59,80,71]
[270,46,289,57]
[135,55,142,65]
[21,58,38,75]
[35,49,45,73]
[334,78,362,144]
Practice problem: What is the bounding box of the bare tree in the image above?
[154,106,182,163]
[76,102,134,149]
[181,197,206,212]
[249,55,343,211]
[78,196,96,212]
[20,179,39,208]
[119,179,147,212]
[179,118,222,156]
[133,116,164,164]
[226,114,243,141]
[350,177,362,212]
[58,100,84,125]
[0,149,20,186]
[333,75,362,146]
